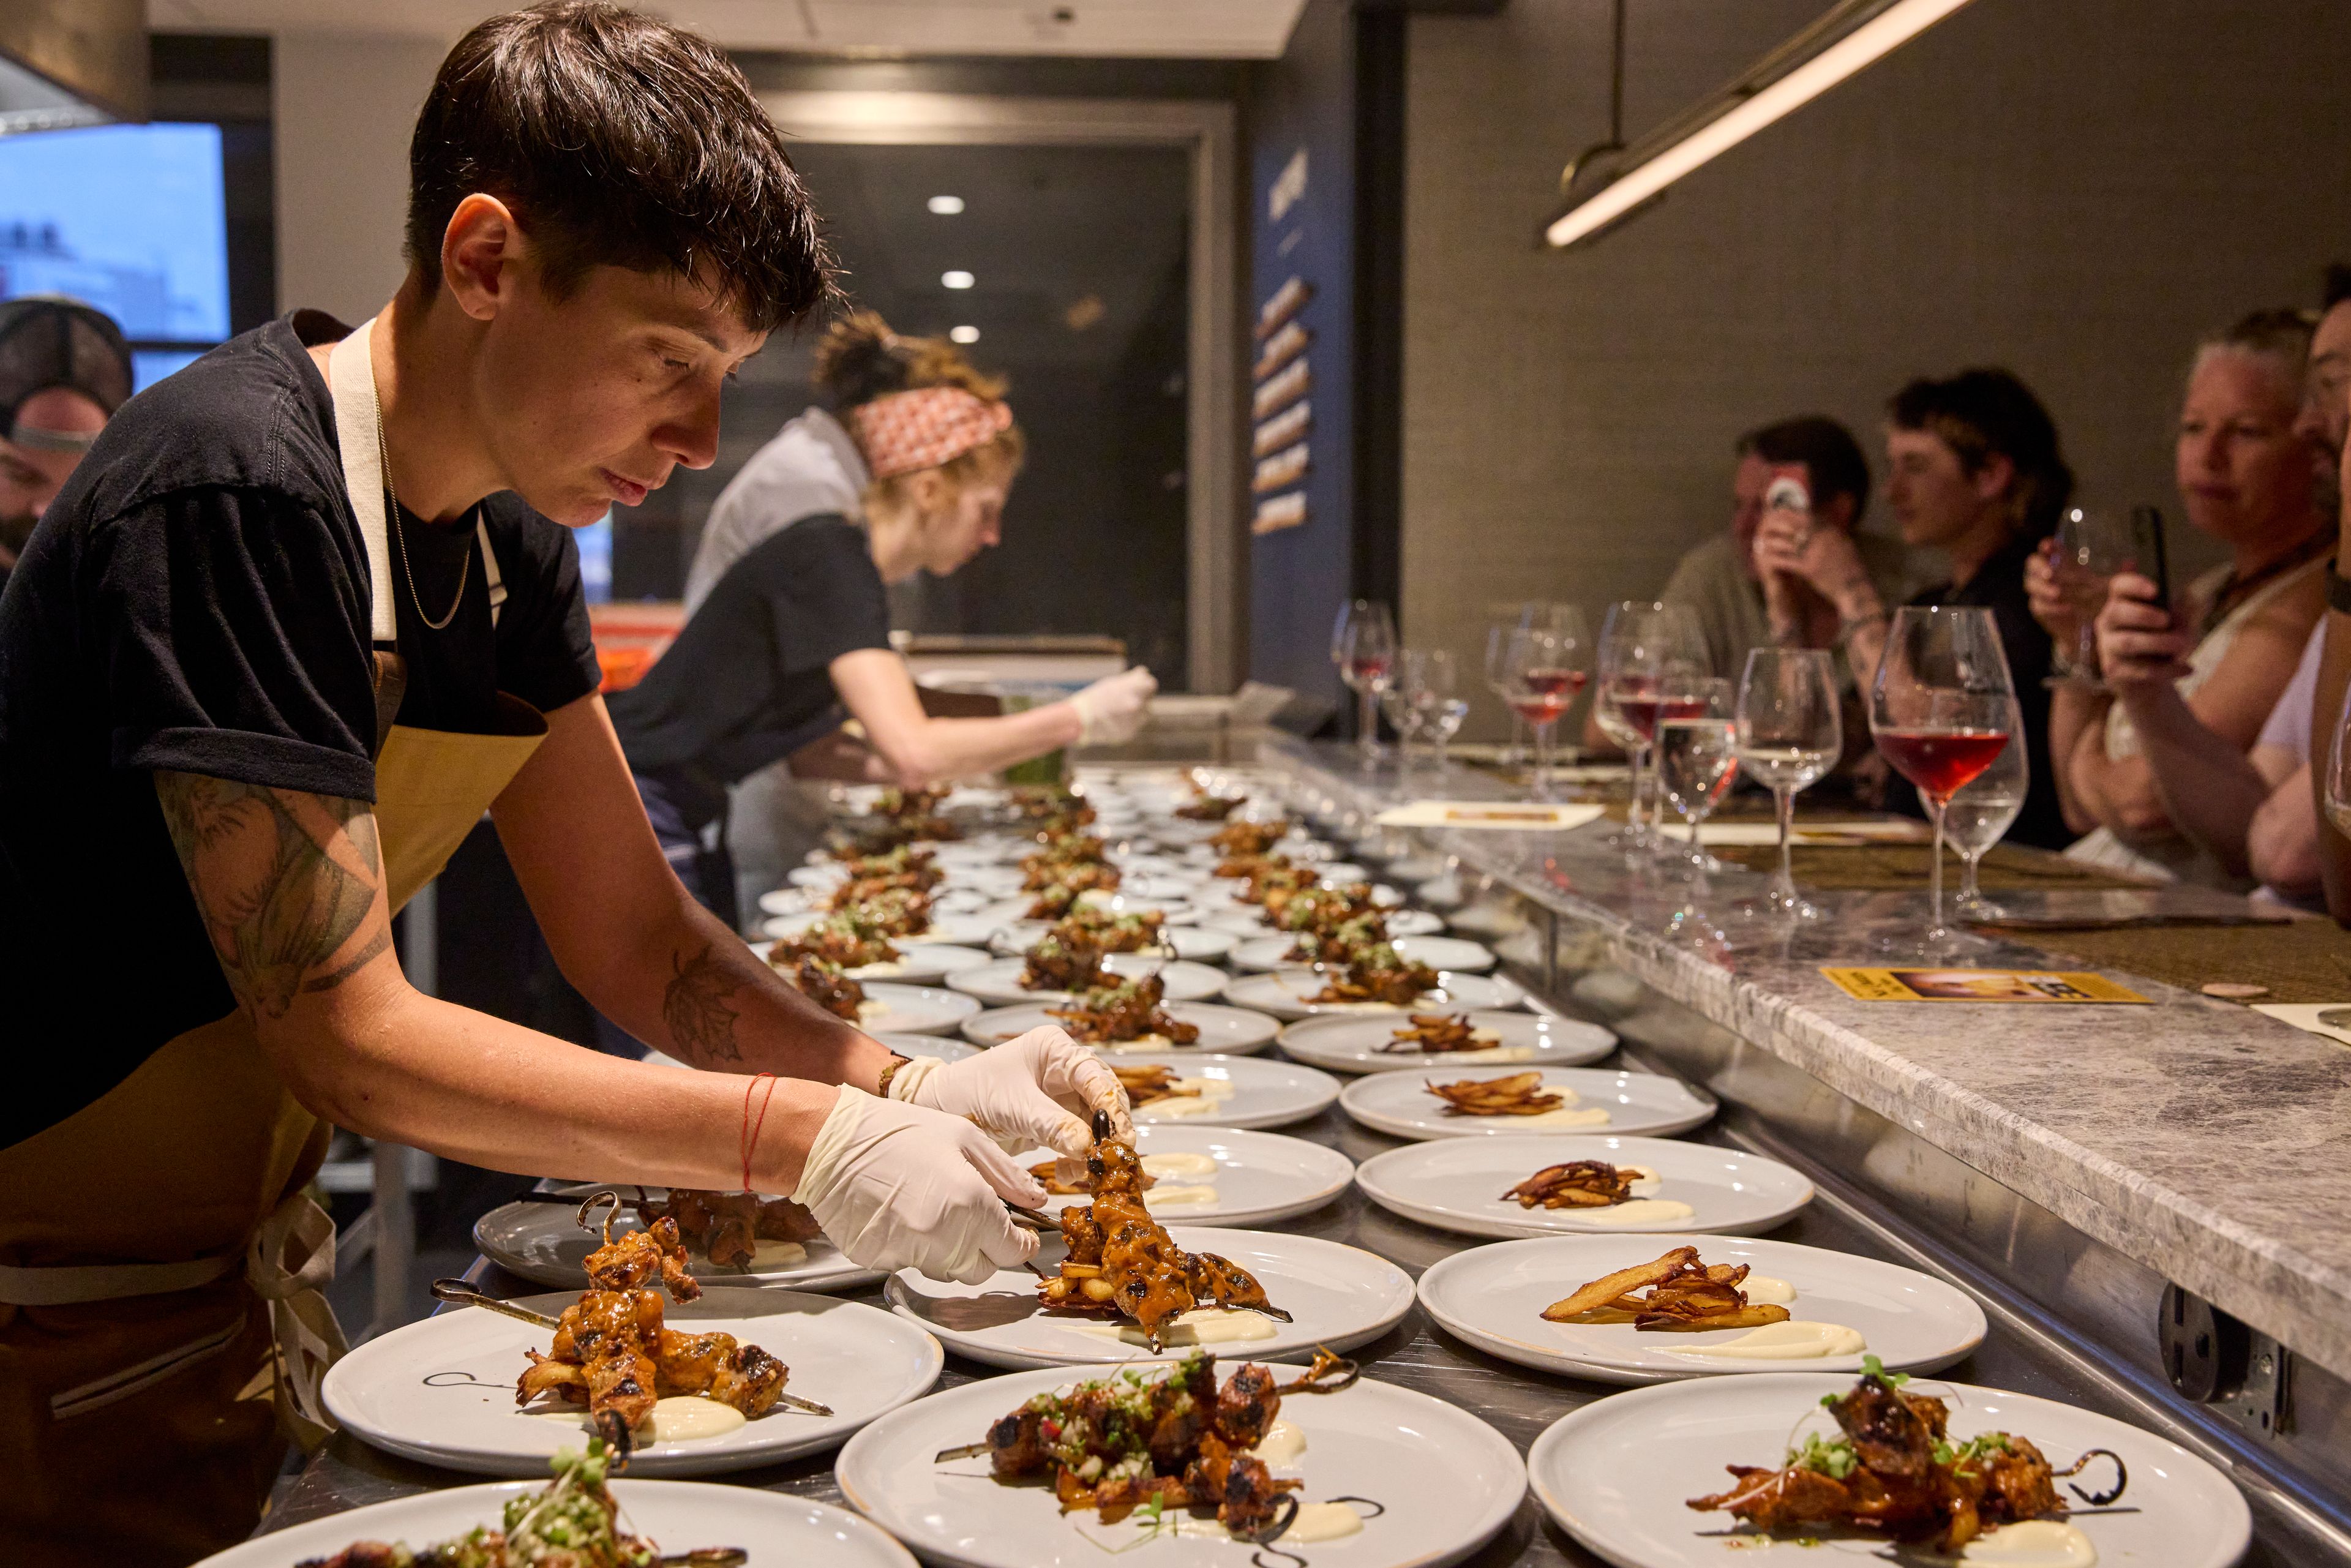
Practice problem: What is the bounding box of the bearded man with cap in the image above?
[0,297,132,597]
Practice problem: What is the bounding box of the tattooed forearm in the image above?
[155,771,388,1019]
[662,942,745,1063]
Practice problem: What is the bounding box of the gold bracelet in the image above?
[875,1052,913,1098]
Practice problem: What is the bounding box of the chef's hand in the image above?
[790,1086,1041,1283]
[1069,667,1158,746]
[2094,571,2191,689]
[890,1027,1135,1154]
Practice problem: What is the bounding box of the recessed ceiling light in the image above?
[928,194,965,215]
[949,324,980,344]
[941,269,975,290]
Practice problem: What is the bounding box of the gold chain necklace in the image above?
[373,400,469,631]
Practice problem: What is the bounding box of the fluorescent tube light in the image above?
[1545,0,1975,250]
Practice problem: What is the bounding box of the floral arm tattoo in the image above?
[154,771,391,1020]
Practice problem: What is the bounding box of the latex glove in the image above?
[790,1086,1041,1283]
[890,1027,1135,1156]
[1069,667,1158,746]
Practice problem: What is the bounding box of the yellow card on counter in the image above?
[1820,967,2150,1004]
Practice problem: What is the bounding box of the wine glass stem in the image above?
[1772,784,1796,905]
[1927,797,1948,934]
[1357,688,1378,759]
[1960,850,1982,903]
[1626,746,1646,840]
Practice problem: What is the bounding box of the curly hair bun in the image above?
[812,308,1010,407]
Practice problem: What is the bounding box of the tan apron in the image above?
[0,318,547,1567]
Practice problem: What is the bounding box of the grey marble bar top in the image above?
[1270,740,2351,1383]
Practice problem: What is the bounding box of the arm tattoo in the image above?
[662,943,744,1063]
[154,771,386,1019]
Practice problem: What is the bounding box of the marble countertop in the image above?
[1270,741,2351,1383]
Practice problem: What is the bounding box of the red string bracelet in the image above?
[740,1072,779,1193]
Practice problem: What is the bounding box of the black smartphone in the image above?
[2129,505,2170,610]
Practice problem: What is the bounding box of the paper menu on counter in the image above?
[1821,967,2151,1004]
[2250,1003,2351,1047]
[1372,801,1607,831]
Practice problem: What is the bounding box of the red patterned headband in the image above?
[846,386,1014,481]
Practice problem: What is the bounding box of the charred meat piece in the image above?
[789,955,867,1023]
[1174,793,1243,821]
[768,912,900,972]
[1049,908,1164,953]
[1504,1160,1635,1210]
[1310,943,1440,1006]
[1382,1013,1485,1054]
[1048,975,1200,1046]
[1286,909,1388,964]
[1540,1245,1790,1332]
[1112,1063,1187,1106]
[1426,1070,1564,1116]
[1022,932,1111,992]
[1209,819,1291,857]
[582,1216,700,1300]
[827,884,933,934]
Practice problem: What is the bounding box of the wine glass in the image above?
[2048,508,2134,688]
[1656,708,1741,952]
[1946,696,2029,921]
[1407,648,1469,773]
[1332,599,1397,767]
[1502,626,1590,801]
[1379,650,1427,772]
[1483,601,1537,768]
[1869,606,2017,955]
[1596,602,1709,855]
[1734,648,1843,920]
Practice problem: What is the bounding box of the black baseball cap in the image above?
[0,297,133,454]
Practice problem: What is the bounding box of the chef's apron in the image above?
[0,318,548,1567]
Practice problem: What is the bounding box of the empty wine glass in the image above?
[1596,601,1708,853]
[1332,599,1397,767]
[1870,605,2017,955]
[1946,696,2029,922]
[1483,601,1536,768]
[1502,626,1589,801]
[1657,711,1741,952]
[1407,648,1469,773]
[1734,648,1842,920]
[2048,507,2134,688]
[1379,650,1427,771]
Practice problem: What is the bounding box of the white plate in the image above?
[1527,1373,2251,1568]
[1116,1051,1342,1130]
[962,1000,1283,1054]
[197,1479,914,1568]
[984,920,1235,962]
[973,896,1204,929]
[1012,1123,1352,1226]
[1417,1234,1986,1384]
[851,982,984,1036]
[1279,1008,1614,1075]
[886,1226,1411,1369]
[473,1186,884,1293]
[875,1031,984,1064]
[323,1288,942,1476]
[838,944,992,983]
[763,910,1005,947]
[946,955,1229,1006]
[838,1362,1524,1568]
[1224,967,1526,1022]
[1227,932,1497,974]
[1354,1135,1813,1239]
[1340,1066,1712,1139]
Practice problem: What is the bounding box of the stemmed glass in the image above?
[1733,648,1842,920]
[1656,702,1740,952]
[1944,696,2028,923]
[1869,606,2018,955]
[1501,627,1589,801]
[1406,649,1469,773]
[1332,599,1397,768]
[1597,602,1709,853]
[2047,507,2134,688]
[1484,602,1535,768]
[1379,651,1428,773]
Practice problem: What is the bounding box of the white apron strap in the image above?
[327,319,398,647]
[479,516,506,628]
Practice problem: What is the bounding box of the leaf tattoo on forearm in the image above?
[155,771,388,1019]
[663,943,745,1063]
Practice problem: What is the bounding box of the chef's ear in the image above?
[438,193,527,322]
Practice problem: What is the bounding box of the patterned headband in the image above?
[846,386,1014,481]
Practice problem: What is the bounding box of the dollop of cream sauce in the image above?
[736,1238,808,1269]
[1142,1152,1219,1180]
[1575,1198,1694,1226]
[1739,1274,1797,1306]
[1674,1320,1865,1359]
[1103,1034,1176,1052]
[1067,1308,1277,1347]
[1959,1520,2098,1566]
[528,1394,748,1443]
[1140,1184,1220,1208]
[1397,1043,1533,1063]
[1250,1419,1305,1466]
[1138,1079,1234,1119]
[850,960,907,978]
[1280,1502,1366,1543]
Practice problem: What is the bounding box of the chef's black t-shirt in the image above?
[607,514,891,817]
[0,312,602,1150]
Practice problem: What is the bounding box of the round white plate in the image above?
[874,1031,983,1063]
[886,1226,1411,1369]
[1227,932,1497,974]
[838,1362,1525,1568]
[1340,1065,1712,1139]
[197,1479,914,1568]
[473,1187,883,1294]
[972,896,1204,929]
[961,1000,1282,1054]
[984,920,1235,962]
[1354,1135,1813,1239]
[1278,1008,1614,1075]
[323,1288,942,1476]
[1201,906,1275,936]
[763,910,1003,947]
[946,955,1229,1006]
[1116,1051,1341,1130]
[1526,1373,2251,1568]
[1417,1234,1986,1384]
[1012,1123,1352,1226]
[851,982,984,1036]
[1224,967,1525,1022]
[838,944,991,983]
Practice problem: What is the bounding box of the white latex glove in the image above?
[891,1027,1136,1155]
[1068,666,1158,747]
[790,1086,1042,1284]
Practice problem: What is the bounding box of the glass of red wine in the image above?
[1502,622,1590,801]
[1595,601,1709,852]
[1332,599,1398,768]
[1869,605,2016,955]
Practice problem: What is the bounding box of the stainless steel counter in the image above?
[260,743,2351,1564]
